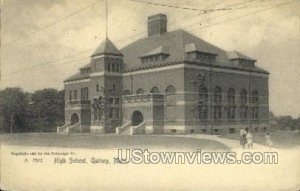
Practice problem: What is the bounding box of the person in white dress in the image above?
[246,131,253,149]
[265,132,273,147]
[240,128,247,148]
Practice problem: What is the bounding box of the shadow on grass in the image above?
[0,133,230,150]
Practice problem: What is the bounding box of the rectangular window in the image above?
[228,106,235,119]
[96,85,99,92]
[214,129,219,134]
[74,90,77,100]
[109,98,114,104]
[81,87,89,100]
[108,63,111,72]
[69,91,72,100]
[229,128,235,134]
[109,108,113,118]
[112,63,115,72]
[252,107,259,119]
[240,106,248,120]
[214,106,222,120]
[115,98,120,104]
[114,108,120,118]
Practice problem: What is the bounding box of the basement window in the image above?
[229,128,235,134]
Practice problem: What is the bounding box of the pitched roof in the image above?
[121,29,231,70]
[64,72,90,82]
[227,51,256,61]
[91,37,122,57]
[80,63,91,69]
[65,29,267,82]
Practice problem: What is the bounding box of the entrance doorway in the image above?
[131,111,143,126]
[70,113,79,125]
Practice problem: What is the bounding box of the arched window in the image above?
[251,90,259,119]
[240,89,248,120]
[136,88,145,94]
[213,86,222,120]
[165,85,176,106]
[166,85,176,94]
[198,85,208,120]
[150,86,160,94]
[213,87,222,103]
[123,90,130,95]
[165,85,177,121]
[227,88,235,119]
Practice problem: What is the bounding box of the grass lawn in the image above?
[220,130,300,149]
[0,133,230,150]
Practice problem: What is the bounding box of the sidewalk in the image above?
[183,133,275,152]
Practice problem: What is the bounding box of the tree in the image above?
[0,88,28,133]
[29,88,64,132]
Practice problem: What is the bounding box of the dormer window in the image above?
[185,43,217,64]
[141,53,168,64]
[239,59,255,67]
[140,46,170,64]
[80,68,91,75]
[227,51,256,68]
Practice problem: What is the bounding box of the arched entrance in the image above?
[70,113,79,125]
[131,111,143,126]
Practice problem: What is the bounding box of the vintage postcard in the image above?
[0,0,299,190]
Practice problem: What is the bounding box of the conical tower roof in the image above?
[91,37,122,57]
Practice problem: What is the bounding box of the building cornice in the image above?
[124,60,269,75]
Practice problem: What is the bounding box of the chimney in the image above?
[148,14,167,37]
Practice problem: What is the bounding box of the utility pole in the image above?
[248,69,252,132]
[105,0,108,38]
[209,65,213,134]
[130,72,133,94]
[10,113,14,133]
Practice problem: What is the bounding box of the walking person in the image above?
[246,131,253,149]
[240,128,247,148]
[265,132,273,147]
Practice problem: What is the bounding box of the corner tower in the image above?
[90,37,123,133]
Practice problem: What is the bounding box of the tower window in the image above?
[112,63,115,72]
[74,90,77,100]
[96,85,99,92]
[69,90,72,100]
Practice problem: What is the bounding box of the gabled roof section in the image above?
[80,63,91,69]
[227,51,256,61]
[91,37,123,57]
[141,46,170,58]
[64,72,90,82]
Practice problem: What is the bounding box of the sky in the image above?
[0,0,299,117]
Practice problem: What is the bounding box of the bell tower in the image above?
[90,38,123,133]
